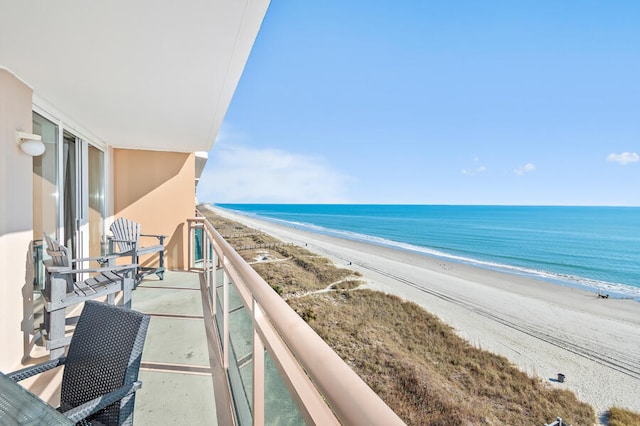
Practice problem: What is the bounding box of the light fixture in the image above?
[16,131,46,157]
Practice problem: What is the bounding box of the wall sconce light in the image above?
[16,131,46,157]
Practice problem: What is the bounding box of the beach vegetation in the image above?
[331,280,362,290]
[270,283,283,296]
[608,406,640,426]
[288,290,594,425]
[201,210,596,425]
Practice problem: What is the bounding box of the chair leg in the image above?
[48,308,66,360]
[133,253,142,288]
[122,274,133,309]
[46,274,68,359]
[156,236,164,281]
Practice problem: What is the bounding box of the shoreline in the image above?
[220,208,640,301]
[206,205,640,417]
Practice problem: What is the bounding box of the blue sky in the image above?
[198,1,639,206]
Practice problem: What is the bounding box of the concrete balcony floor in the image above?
[132,270,228,425]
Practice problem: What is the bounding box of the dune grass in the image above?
[608,407,640,426]
[201,209,596,425]
[288,290,594,425]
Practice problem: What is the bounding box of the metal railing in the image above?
[188,212,405,426]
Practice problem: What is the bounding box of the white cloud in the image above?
[462,165,487,176]
[462,158,486,176]
[514,163,536,176]
[197,144,351,203]
[607,152,639,165]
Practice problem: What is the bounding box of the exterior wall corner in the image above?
[0,69,36,370]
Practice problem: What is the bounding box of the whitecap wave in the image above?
[223,208,640,300]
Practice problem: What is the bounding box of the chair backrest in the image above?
[61,301,150,426]
[110,218,141,253]
[44,233,74,293]
[44,233,71,267]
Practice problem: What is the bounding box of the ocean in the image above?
[217,204,640,300]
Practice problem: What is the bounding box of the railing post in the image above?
[203,227,209,275]
[222,255,230,370]
[188,220,193,269]
[253,299,265,426]
[210,239,217,316]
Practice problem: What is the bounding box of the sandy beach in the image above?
[207,205,640,419]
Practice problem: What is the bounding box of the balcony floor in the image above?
[132,271,226,425]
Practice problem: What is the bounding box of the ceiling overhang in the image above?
[194,151,208,187]
[0,0,269,153]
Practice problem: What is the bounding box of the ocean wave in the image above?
[223,208,640,300]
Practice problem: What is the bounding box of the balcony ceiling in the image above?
[0,0,269,152]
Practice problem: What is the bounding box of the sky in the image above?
[197,1,640,206]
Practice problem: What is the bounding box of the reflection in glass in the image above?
[88,145,105,257]
[265,351,305,425]
[62,133,77,256]
[32,112,58,331]
[32,112,59,261]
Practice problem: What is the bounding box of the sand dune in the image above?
[207,205,640,418]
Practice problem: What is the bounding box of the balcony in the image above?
[21,212,403,425]
[131,271,223,424]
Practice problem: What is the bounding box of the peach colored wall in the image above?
[0,69,35,370]
[113,149,195,270]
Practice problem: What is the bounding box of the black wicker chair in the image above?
[8,301,150,425]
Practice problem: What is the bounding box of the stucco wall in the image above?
[113,149,195,270]
[0,69,35,370]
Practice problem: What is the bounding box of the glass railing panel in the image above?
[189,226,200,269]
[228,290,253,367]
[215,292,224,345]
[239,359,253,411]
[228,340,252,425]
[215,268,225,345]
[194,227,203,264]
[228,280,245,312]
[208,276,214,311]
[207,238,214,266]
[264,351,305,425]
[229,313,252,363]
[216,268,224,290]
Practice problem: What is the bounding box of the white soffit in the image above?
[0,0,269,152]
[194,151,208,184]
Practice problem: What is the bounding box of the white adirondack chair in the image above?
[42,234,136,359]
[108,218,166,285]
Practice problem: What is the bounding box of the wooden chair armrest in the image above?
[140,233,167,241]
[107,250,136,258]
[44,264,72,273]
[69,254,119,264]
[47,264,138,275]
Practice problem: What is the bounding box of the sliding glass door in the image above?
[32,111,106,332]
[63,132,106,262]
[32,112,59,294]
[63,132,79,257]
[88,145,106,258]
